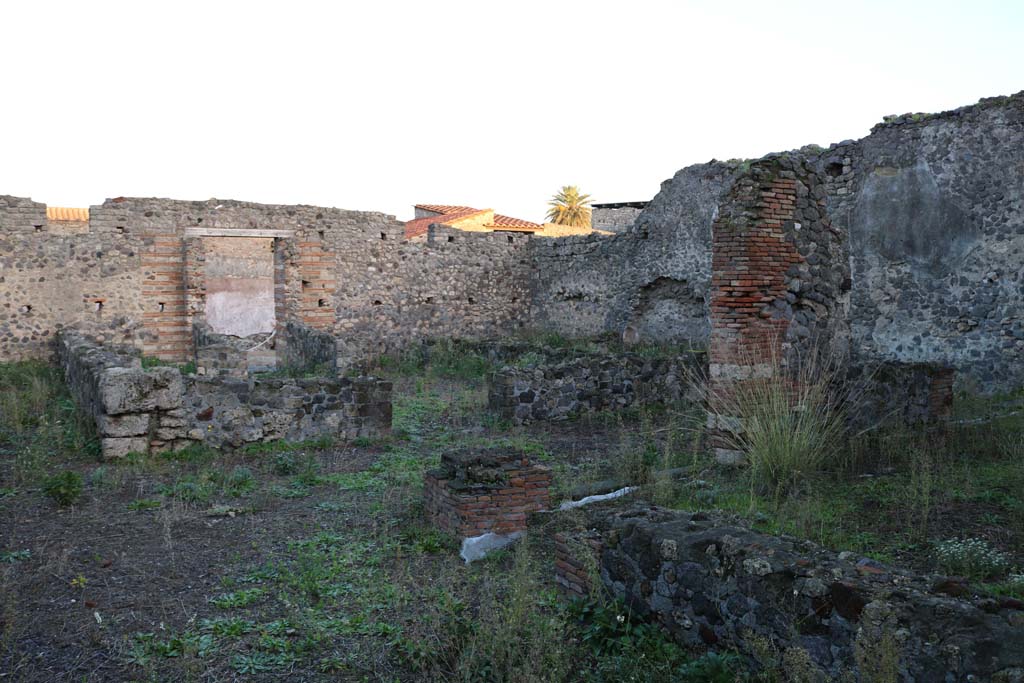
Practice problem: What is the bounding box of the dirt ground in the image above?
[2,369,1022,682]
[0,376,631,682]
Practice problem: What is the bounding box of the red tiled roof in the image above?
[490,214,540,229]
[404,208,486,240]
[47,206,89,222]
[414,204,476,215]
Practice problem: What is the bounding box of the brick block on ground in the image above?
[424,448,552,538]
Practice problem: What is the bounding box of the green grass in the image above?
[0,361,99,484]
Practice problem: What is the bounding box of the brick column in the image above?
[708,174,803,464]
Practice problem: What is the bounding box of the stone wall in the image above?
[591,204,646,233]
[4,91,1022,394]
[424,448,551,538]
[849,362,955,428]
[58,331,188,458]
[184,374,391,449]
[1,196,146,361]
[531,162,739,346]
[827,93,1024,392]
[0,197,534,371]
[487,350,703,424]
[280,321,338,374]
[59,331,390,457]
[570,505,1024,680]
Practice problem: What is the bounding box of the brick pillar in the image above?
[927,368,955,420]
[424,448,552,538]
[708,175,803,464]
[142,236,190,362]
[183,236,207,358]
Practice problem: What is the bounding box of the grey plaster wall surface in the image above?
[822,92,1024,389]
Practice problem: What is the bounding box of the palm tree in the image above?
[545,186,592,227]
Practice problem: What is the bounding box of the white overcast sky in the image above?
[2,0,1021,223]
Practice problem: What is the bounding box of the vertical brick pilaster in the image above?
[708,175,804,463]
[142,235,189,362]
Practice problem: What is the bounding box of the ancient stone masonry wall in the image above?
[280,321,338,374]
[591,205,644,233]
[487,350,703,424]
[332,224,533,366]
[531,163,739,346]
[59,331,390,456]
[424,448,551,538]
[58,331,188,458]
[822,91,1024,391]
[184,374,391,449]
[848,362,955,429]
[578,505,1024,680]
[2,196,537,369]
[1,196,146,361]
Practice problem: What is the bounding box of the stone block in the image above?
[100,436,150,459]
[97,413,151,437]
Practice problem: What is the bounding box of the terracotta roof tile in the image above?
[46,206,89,222]
[404,208,485,239]
[414,204,477,215]
[490,214,540,229]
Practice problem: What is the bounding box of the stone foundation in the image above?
[575,505,1024,680]
[58,331,189,458]
[850,361,956,428]
[424,448,552,538]
[487,351,703,424]
[59,330,390,457]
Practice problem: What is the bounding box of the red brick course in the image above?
[424,450,552,538]
[554,531,603,597]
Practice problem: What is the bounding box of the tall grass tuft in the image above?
[709,346,850,497]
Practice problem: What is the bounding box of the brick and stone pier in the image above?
[424,448,552,538]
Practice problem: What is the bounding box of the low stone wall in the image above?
[849,361,955,429]
[58,331,188,458]
[567,505,1024,680]
[424,448,552,538]
[281,321,337,375]
[193,324,268,378]
[488,352,703,424]
[60,331,391,456]
[184,374,390,448]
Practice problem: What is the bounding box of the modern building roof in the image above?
[491,214,541,229]
[405,204,540,239]
[414,204,477,214]
[46,206,90,221]
[404,207,488,240]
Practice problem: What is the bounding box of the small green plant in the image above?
[160,477,212,503]
[676,651,744,682]
[225,466,257,496]
[161,443,218,463]
[200,617,255,638]
[210,587,266,609]
[0,549,31,563]
[126,498,162,511]
[989,573,1024,599]
[42,470,84,506]
[934,537,1012,579]
[272,452,299,475]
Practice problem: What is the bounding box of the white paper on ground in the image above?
[557,486,638,511]
[460,531,524,563]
